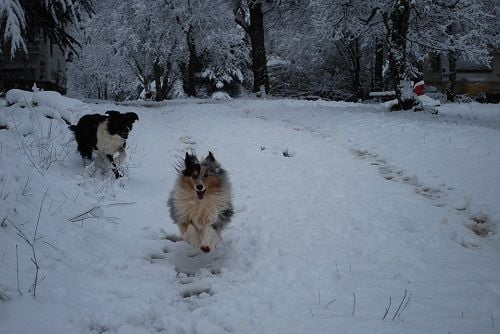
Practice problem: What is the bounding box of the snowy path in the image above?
[1,98,499,334]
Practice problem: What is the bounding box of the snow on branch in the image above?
[0,0,27,56]
[1,0,93,56]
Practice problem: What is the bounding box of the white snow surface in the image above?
[1,91,499,334]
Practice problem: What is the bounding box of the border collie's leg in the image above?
[111,148,126,179]
[114,148,127,166]
[106,154,123,179]
[91,151,107,175]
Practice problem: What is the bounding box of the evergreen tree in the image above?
[0,0,93,56]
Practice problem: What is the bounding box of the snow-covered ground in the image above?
[1,92,499,334]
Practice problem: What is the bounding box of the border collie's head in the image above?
[105,110,139,139]
[181,152,222,200]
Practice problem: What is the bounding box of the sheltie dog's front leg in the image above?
[179,223,202,249]
[198,225,219,253]
[179,222,219,253]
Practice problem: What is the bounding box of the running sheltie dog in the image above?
[69,110,139,178]
[168,152,234,253]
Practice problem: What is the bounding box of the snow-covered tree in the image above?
[0,0,25,55]
[412,0,499,101]
[70,0,248,100]
[0,0,93,56]
[66,0,498,102]
[232,0,265,94]
[381,0,417,109]
[69,0,184,100]
[68,0,138,100]
[310,0,498,107]
[170,0,248,97]
[118,0,184,100]
[263,1,346,99]
[308,0,386,100]
[232,0,281,95]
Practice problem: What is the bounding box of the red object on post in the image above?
[413,80,425,96]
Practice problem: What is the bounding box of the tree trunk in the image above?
[153,57,173,101]
[351,38,361,100]
[153,59,165,101]
[446,49,457,102]
[384,0,416,110]
[184,24,198,97]
[374,39,384,91]
[130,59,149,98]
[163,62,173,100]
[98,82,108,100]
[248,2,269,95]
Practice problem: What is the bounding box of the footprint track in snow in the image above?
[177,135,197,154]
[179,282,213,298]
[351,148,496,238]
[352,149,445,203]
[145,229,225,300]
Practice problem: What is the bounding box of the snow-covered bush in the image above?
[211,91,232,100]
[2,90,88,171]
[6,89,34,107]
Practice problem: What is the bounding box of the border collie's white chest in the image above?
[96,121,125,155]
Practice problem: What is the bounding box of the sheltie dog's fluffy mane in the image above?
[168,152,233,252]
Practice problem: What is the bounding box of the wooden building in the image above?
[423,50,500,102]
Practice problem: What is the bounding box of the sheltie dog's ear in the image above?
[183,152,199,176]
[203,151,221,174]
[207,151,215,162]
[184,152,193,165]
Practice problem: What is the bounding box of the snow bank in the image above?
[383,94,441,109]
[0,90,93,173]
[418,94,441,107]
[5,89,34,107]
[5,89,87,125]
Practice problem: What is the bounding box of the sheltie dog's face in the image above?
[182,152,221,200]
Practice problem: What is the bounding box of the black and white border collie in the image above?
[69,110,139,178]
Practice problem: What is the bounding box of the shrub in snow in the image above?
[2,90,91,171]
[10,108,73,171]
[5,89,86,125]
[211,91,232,100]
[6,89,34,107]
